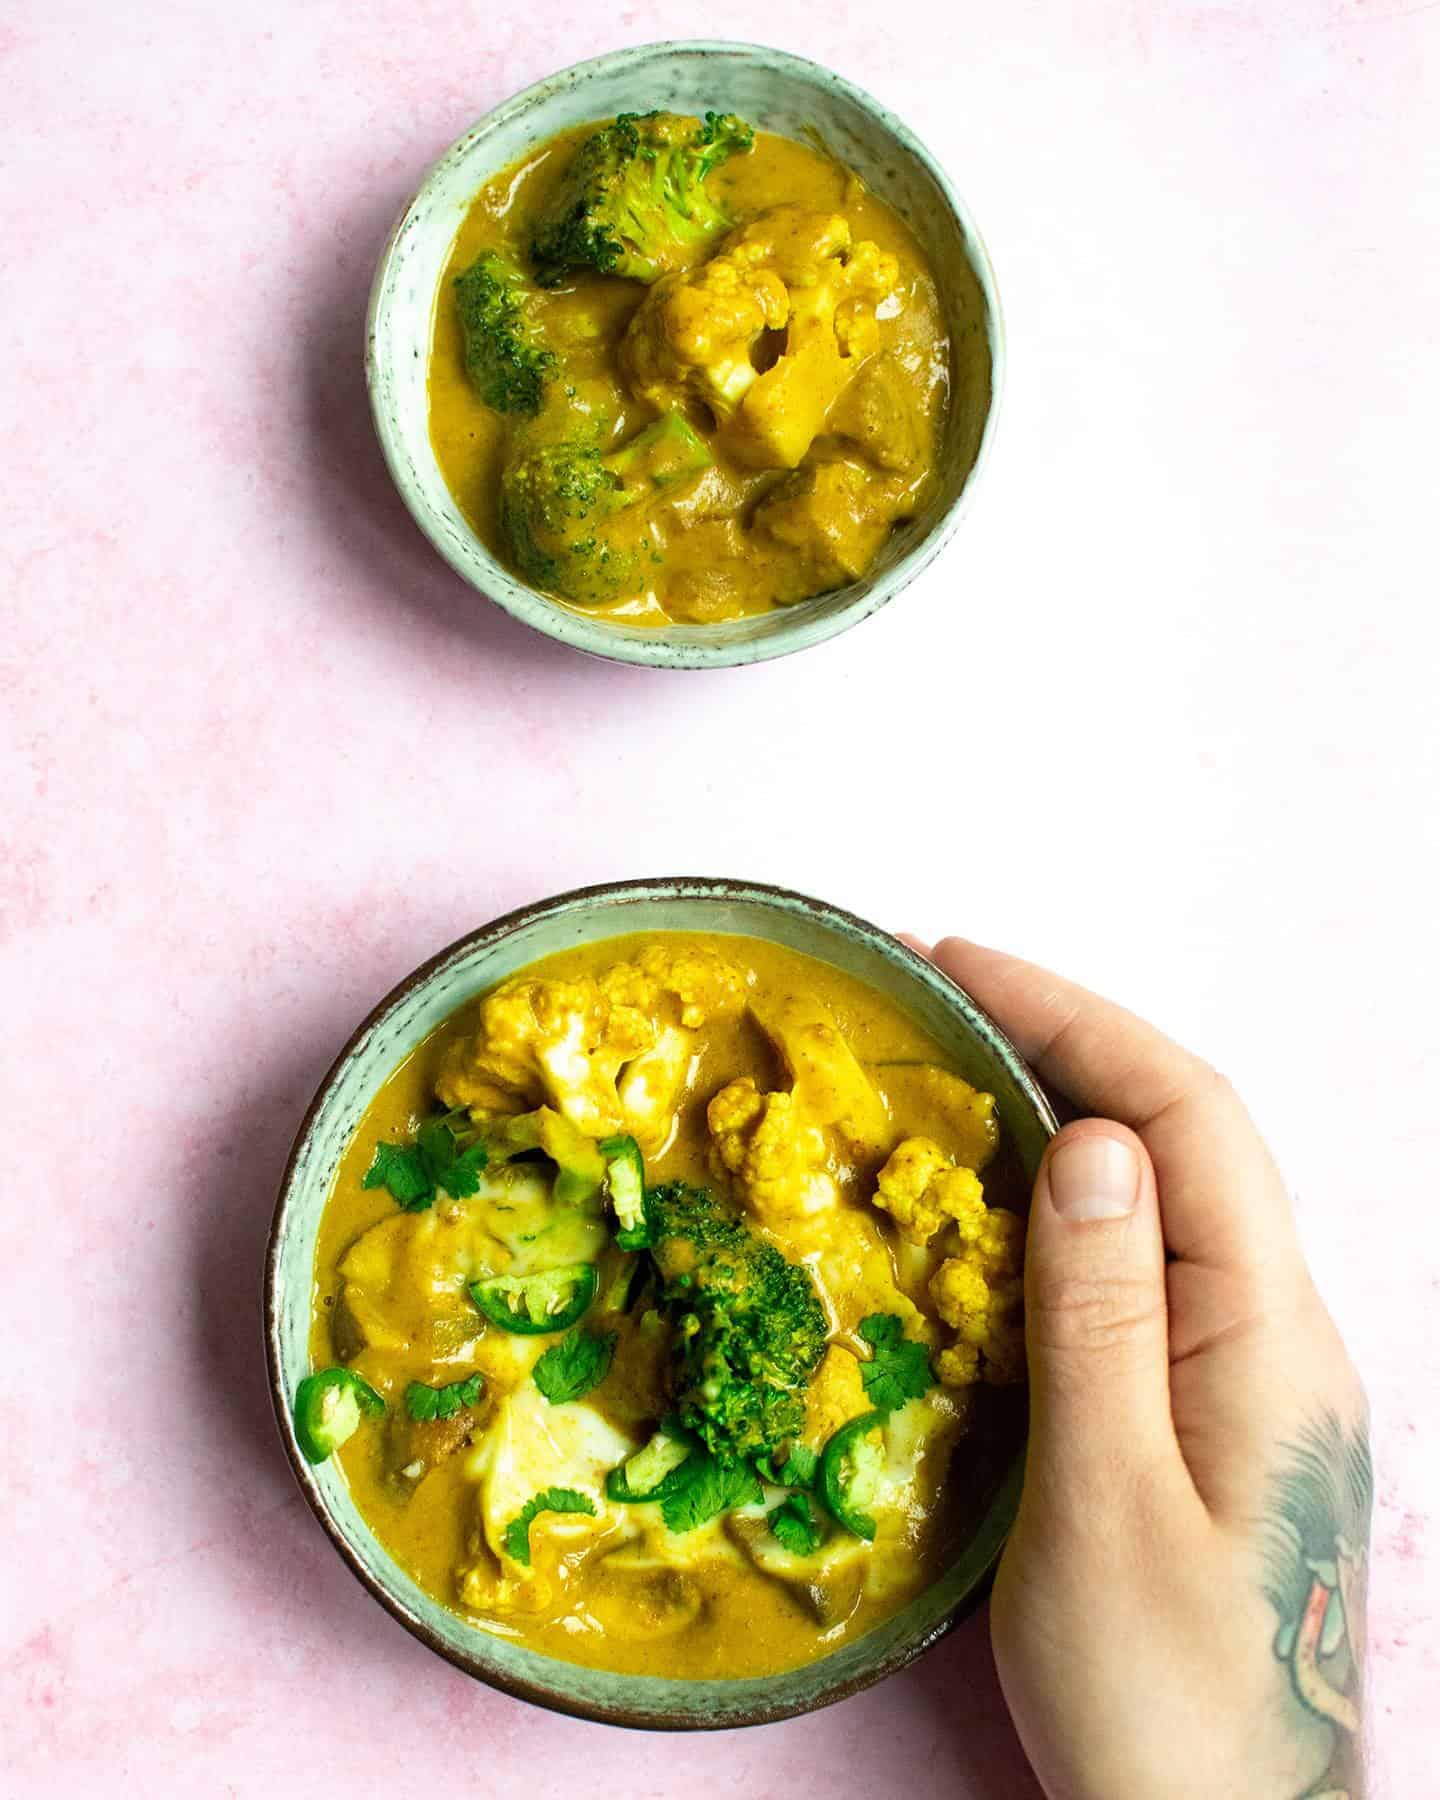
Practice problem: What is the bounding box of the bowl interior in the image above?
[366,41,1001,669]
[268,881,1050,1728]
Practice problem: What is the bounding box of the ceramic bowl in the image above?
[366,41,1003,670]
[265,878,1053,1728]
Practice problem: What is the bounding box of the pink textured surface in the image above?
[3,3,1437,1795]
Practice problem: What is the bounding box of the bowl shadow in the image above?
[180,1004,482,1686]
[190,1028,345,1481]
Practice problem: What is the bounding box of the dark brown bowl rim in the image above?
[263,876,1053,1729]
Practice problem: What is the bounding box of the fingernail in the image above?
[1045,1134,1140,1221]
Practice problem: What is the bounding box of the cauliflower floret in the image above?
[935,1342,981,1386]
[620,246,789,418]
[619,205,901,471]
[707,1076,837,1225]
[599,942,746,1030]
[436,977,634,1138]
[614,1024,692,1150]
[605,945,744,1150]
[731,227,898,471]
[873,1136,987,1247]
[705,993,891,1231]
[964,1204,1026,1273]
[437,947,744,1156]
[929,1255,992,1334]
[928,1207,1026,1388]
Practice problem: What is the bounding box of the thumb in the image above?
[1020,1121,1181,1509]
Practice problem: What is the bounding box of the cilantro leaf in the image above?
[780,1443,818,1488]
[755,1442,818,1490]
[859,1313,935,1413]
[362,1140,432,1209]
[502,1486,596,1566]
[659,1451,763,1534]
[532,1329,616,1405]
[417,1118,487,1199]
[404,1372,484,1422]
[361,1118,488,1212]
[769,1491,823,1556]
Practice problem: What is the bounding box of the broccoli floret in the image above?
[454,250,557,416]
[530,111,755,288]
[647,1181,828,1465]
[500,413,712,605]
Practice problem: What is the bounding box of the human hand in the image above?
[920,938,1370,1800]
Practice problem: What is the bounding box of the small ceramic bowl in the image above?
[266,878,1053,1728]
[366,41,1003,670]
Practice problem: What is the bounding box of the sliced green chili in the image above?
[599,1134,649,1248]
[600,1253,646,1315]
[604,1427,693,1503]
[819,1409,887,1542]
[293,1367,386,1464]
[469,1262,598,1335]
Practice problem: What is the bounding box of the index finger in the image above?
[924,936,1303,1281]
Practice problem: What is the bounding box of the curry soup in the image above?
[306,933,1025,1680]
[428,115,951,626]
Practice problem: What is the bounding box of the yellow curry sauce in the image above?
[309,934,1025,1680]
[427,123,952,626]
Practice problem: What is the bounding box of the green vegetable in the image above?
[469,1263,598,1335]
[502,1487,597,1566]
[647,1181,827,1464]
[604,1427,693,1503]
[500,414,712,605]
[599,1134,648,1246]
[606,1428,769,1532]
[529,109,754,288]
[599,1254,646,1314]
[359,1140,431,1209]
[532,1328,616,1404]
[858,1313,935,1414]
[293,1367,385,1464]
[658,1448,763,1534]
[404,1372,484,1422]
[769,1491,823,1557]
[362,1117,487,1213]
[454,249,556,416]
[488,1108,606,1206]
[819,1410,887,1542]
[757,1442,819,1490]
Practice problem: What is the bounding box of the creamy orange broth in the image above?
[310,934,1025,1679]
[427,125,951,626]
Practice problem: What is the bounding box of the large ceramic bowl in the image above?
[366,41,1003,670]
[266,880,1052,1727]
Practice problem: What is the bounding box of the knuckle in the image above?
[1197,1061,1239,1105]
[1189,1061,1259,1133]
[1029,1271,1166,1356]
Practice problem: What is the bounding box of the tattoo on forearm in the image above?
[1262,1411,1372,1800]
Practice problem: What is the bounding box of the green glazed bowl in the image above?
[365,41,1003,670]
[265,879,1053,1727]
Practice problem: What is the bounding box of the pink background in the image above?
[3,2,1437,1795]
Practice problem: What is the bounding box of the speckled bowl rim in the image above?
[364,40,1005,670]
[264,878,1053,1728]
